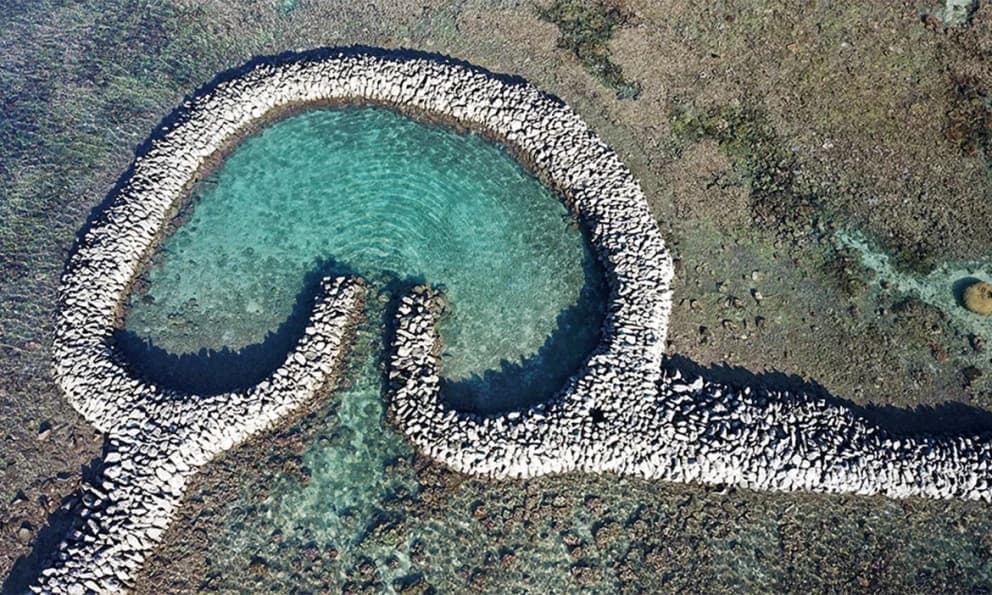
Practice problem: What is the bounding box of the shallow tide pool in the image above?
[121,106,606,572]
[124,106,605,412]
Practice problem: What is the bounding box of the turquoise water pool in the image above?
[120,105,605,559]
[123,105,605,412]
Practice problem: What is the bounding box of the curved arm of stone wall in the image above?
[651,368,992,500]
[35,276,364,593]
[388,287,992,500]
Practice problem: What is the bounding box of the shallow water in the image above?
[124,106,605,412]
[118,106,610,580]
[7,3,992,592]
[838,230,992,341]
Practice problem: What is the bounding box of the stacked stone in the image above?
[389,287,445,423]
[42,48,992,594]
[388,287,992,500]
[650,368,992,499]
[38,276,363,593]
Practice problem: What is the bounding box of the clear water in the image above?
[121,106,606,562]
[124,106,605,412]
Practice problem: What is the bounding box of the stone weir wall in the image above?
[38,47,992,593]
[41,48,675,593]
[39,277,363,593]
[390,288,992,500]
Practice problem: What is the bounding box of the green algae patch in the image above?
[539,0,641,99]
[670,104,819,238]
[820,246,874,299]
[669,102,961,276]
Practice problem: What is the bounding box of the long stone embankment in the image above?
[390,287,992,499]
[38,48,992,593]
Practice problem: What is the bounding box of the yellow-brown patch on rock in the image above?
[963,281,992,316]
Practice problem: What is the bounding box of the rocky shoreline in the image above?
[37,48,992,593]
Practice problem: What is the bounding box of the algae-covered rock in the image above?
[963,281,992,315]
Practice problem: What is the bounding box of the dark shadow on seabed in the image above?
[2,453,106,594]
[954,276,983,308]
[438,240,609,414]
[115,258,361,396]
[664,354,992,438]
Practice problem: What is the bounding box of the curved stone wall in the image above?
[36,48,992,592]
[40,48,676,593]
[389,287,992,499]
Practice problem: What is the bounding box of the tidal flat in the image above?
[2,1,992,592]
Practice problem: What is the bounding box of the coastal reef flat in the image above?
[3,2,992,593]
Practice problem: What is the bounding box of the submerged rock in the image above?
[963,281,992,316]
